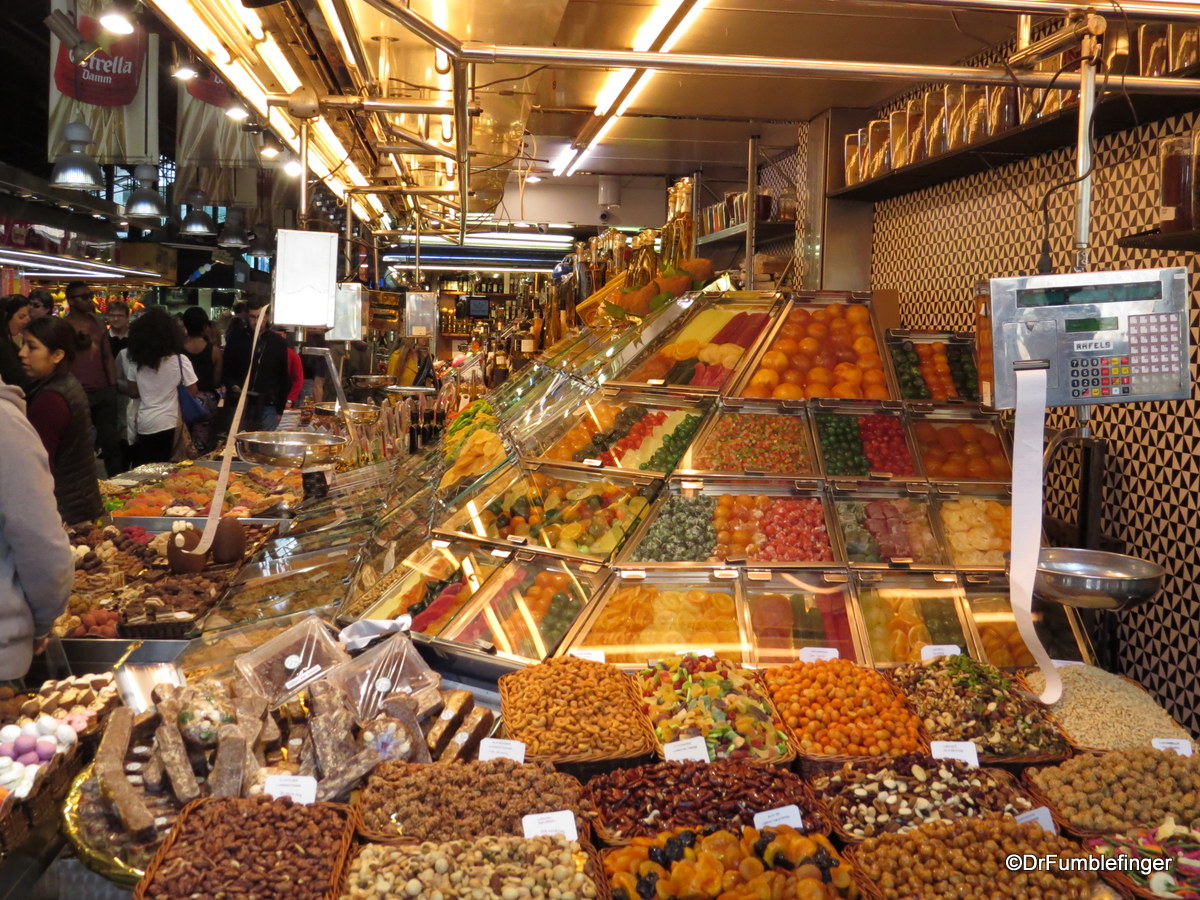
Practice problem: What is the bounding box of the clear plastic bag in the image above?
[326,631,442,724]
[235,615,349,707]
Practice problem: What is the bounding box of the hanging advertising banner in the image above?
[47,0,157,165]
[176,71,261,206]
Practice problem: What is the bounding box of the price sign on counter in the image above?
[931,741,979,768]
[478,738,526,763]
[264,775,317,805]
[921,645,961,662]
[798,647,839,662]
[663,736,710,763]
[522,810,578,842]
[1015,807,1057,835]
[568,648,606,663]
[1152,738,1194,757]
[753,806,804,830]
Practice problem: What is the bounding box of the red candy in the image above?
[857,416,915,476]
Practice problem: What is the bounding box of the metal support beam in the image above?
[745,135,758,289]
[453,61,471,246]
[375,144,476,156]
[343,201,354,280]
[822,0,1200,23]
[383,122,456,159]
[315,96,481,116]
[298,119,310,229]
[345,186,460,195]
[1009,14,1105,68]
[357,0,462,57]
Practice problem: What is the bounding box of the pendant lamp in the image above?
[51,122,104,191]
[181,189,217,236]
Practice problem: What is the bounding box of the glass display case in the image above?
[855,571,974,666]
[910,412,1011,484]
[678,407,816,478]
[885,330,980,404]
[617,478,838,567]
[561,569,745,667]
[811,406,922,481]
[434,463,661,563]
[742,569,863,664]
[203,556,355,631]
[960,574,1092,668]
[830,485,946,567]
[932,487,1012,570]
[729,295,900,403]
[175,609,339,682]
[598,294,778,395]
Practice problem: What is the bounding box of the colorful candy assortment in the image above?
[689,413,813,474]
[579,584,742,663]
[938,497,1011,567]
[626,308,769,388]
[835,498,941,564]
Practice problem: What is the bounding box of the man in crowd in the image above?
[105,299,131,357]
[62,282,121,476]
[221,298,290,431]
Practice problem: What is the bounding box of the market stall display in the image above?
[813,411,918,479]
[886,333,980,403]
[855,573,971,665]
[585,759,824,843]
[934,494,1011,568]
[742,572,860,664]
[831,490,943,566]
[1087,819,1200,899]
[682,409,815,476]
[911,416,1010,482]
[109,465,301,517]
[813,753,1032,841]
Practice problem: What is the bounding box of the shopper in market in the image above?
[125,305,200,465]
[26,288,53,320]
[221,298,290,431]
[274,326,304,409]
[0,377,72,679]
[182,306,222,453]
[105,299,131,357]
[18,317,104,525]
[62,281,122,477]
[0,296,28,388]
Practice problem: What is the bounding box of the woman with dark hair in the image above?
[0,296,29,387]
[181,306,221,453]
[19,317,104,524]
[125,306,199,465]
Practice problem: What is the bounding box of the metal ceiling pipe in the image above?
[453,61,471,246]
[356,0,462,57]
[318,96,481,116]
[345,186,460,195]
[1009,13,1104,67]
[376,144,475,156]
[844,0,1200,21]
[383,122,456,158]
[458,43,1200,93]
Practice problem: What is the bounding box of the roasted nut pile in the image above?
[1029,749,1200,834]
[586,759,822,840]
[358,759,584,841]
[341,836,599,900]
[139,796,347,900]
[812,753,1032,839]
[1025,665,1196,752]
[501,657,650,758]
[891,655,1066,758]
[856,816,1107,900]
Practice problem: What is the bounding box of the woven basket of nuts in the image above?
[133,796,354,900]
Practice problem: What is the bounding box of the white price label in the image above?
[921,644,961,661]
[1051,659,1085,668]
[1015,806,1057,835]
[264,775,317,805]
[522,810,578,842]
[478,738,526,763]
[753,805,804,830]
[930,740,980,768]
[663,736,710,763]
[568,648,606,663]
[1152,738,1194,757]
[798,647,839,662]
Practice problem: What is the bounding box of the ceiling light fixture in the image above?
[246,223,274,257]
[525,174,542,184]
[125,164,169,220]
[50,122,104,191]
[217,209,251,249]
[181,189,217,236]
[43,10,99,65]
[172,59,198,80]
[225,101,250,121]
[99,1,136,35]
[260,133,284,159]
[283,155,303,177]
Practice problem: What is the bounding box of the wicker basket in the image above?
[0,796,29,852]
[812,762,1033,844]
[1020,767,1124,841]
[498,662,657,773]
[133,798,354,900]
[1017,669,1195,756]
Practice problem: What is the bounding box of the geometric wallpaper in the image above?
[872,109,1200,737]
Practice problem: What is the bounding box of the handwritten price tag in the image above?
[1152,738,1194,757]
[753,805,804,830]
[264,775,317,805]
[931,740,979,768]
[478,738,526,763]
[921,644,961,661]
[1015,807,1057,835]
[568,648,606,663]
[663,736,710,763]
[799,647,839,662]
[522,810,578,842]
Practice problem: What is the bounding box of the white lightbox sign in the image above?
[273,229,338,327]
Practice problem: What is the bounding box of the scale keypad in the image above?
[1069,356,1131,398]
[1067,314,1183,399]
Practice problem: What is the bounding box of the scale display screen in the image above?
[1064,316,1118,333]
[1016,281,1162,308]
[468,296,491,318]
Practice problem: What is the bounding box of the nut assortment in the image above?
[855,816,1108,900]
[891,655,1067,758]
[341,836,599,900]
[1025,664,1196,752]
[139,796,348,900]
[605,826,854,900]
[812,753,1033,839]
[501,656,652,759]
[1029,749,1200,834]
[358,759,584,842]
[587,759,822,840]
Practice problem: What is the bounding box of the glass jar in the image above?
[1171,23,1200,72]
[1141,24,1171,77]
[844,133,862,186]
[924,89,948,158]
[906,97,926,164]
[776,186,798,222]
[889,109,909,169]
[866,118,891,179]
[1159,134,1193,233]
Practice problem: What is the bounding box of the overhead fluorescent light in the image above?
[525,174,542,184]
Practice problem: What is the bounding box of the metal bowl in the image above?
[312,402,380,425]
[236,431,347,469]
[1035,547,1164,610]
[383,384,437,396]
[352,374,399,388]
